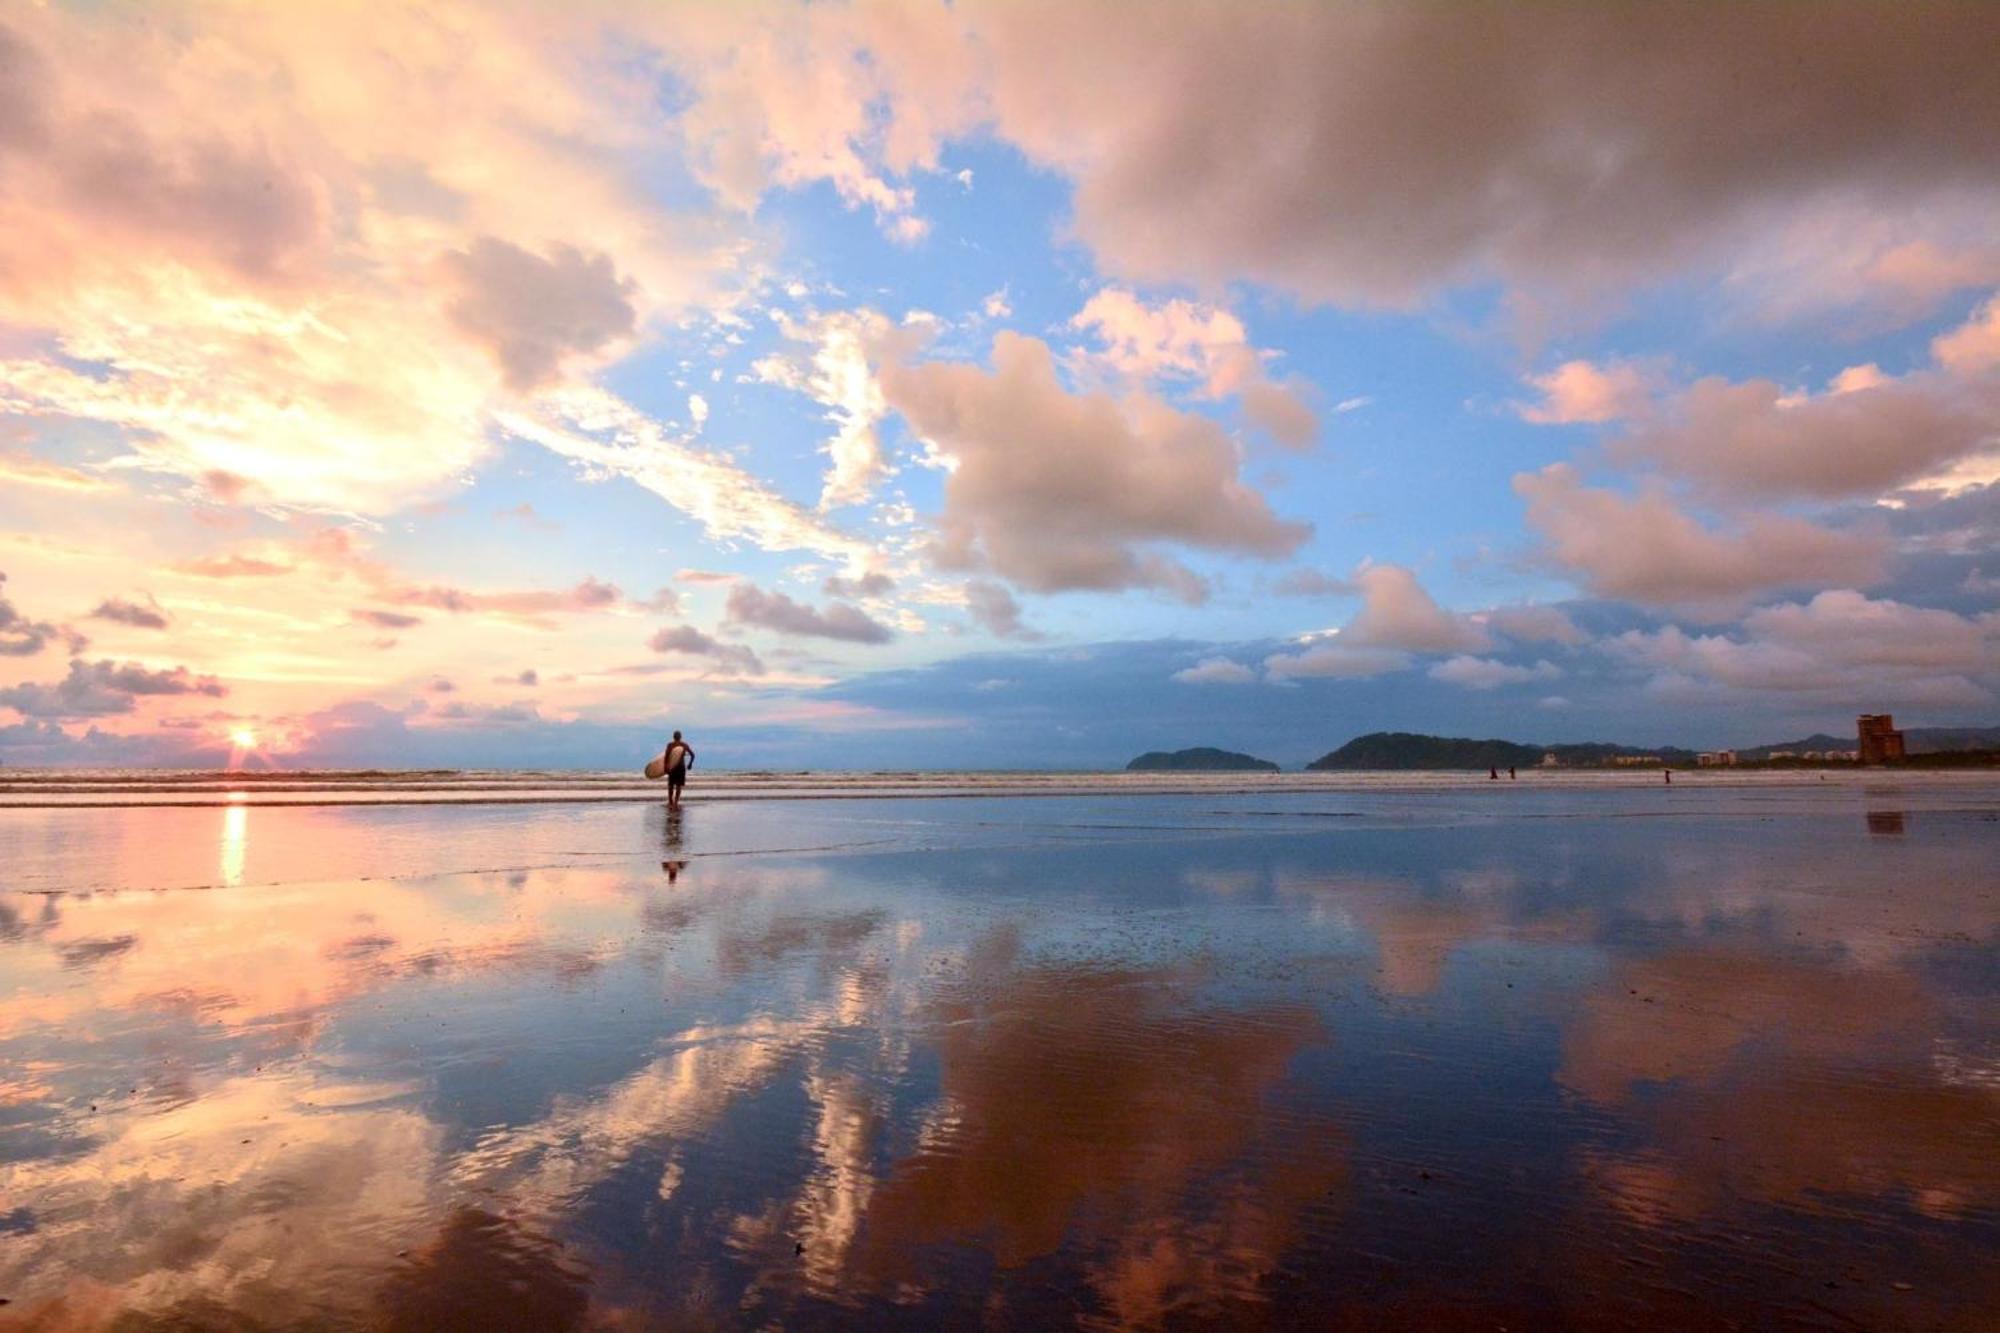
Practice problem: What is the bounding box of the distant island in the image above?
[1127,746,1281,772]
[1307,728,2000,771]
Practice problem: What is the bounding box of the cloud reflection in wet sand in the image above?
[0,791,1993,1328]
[853,933,1344,1323]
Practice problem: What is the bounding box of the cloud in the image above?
[0,571,83,657]
[725,583,893,644]
[1933,294,2000,375]
[1006,4,2000,310]
[1069,287,1317,447]
[672,4,2000,314]
[88,596,169,630]
[823,572,894,599]
[1740,589,1994,672]
[1172,656,1257,685]
[1518,360,1654,424]
[441,237,638,391]
[649,4,935,242]
[1258,564,1481,679]
[0,658,225,718]
[1343,564,1489,654]
[1601,591,1997,707]
[175,554,293,578]
[441,237,637,392]
[752,308,924,508]
[172,527,655,636]
[647,624,766,676]
[1238,379,1319,450]
[1272,569,1355,598]
[881,332,1308,598]
[1617,363,2000,501]
[0,7,742,517]
[1260,642,1409,682]
[383,576,621,621]
[1427,656,1562,690]
[353,608,423,630]
[0,452,110,493]
[1515,464,1888,615]
[499,387,875,571]
[0,16,321,284]
[963,580,1036,640]
[1480,604,1587,646]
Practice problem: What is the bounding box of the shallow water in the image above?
[1,780,1995,1329]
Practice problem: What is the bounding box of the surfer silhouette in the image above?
[661,730,695,809]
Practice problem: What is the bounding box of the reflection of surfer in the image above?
[658,803,688,881]
[662,730,695,809]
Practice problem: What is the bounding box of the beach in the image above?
[2,772,1996,1329]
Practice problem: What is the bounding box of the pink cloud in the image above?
[1172,656,1257,685]
[1518,360,1654,425]
[666,4,2000,315]
[1427,656,1562,690]
[1616,367,1999,501]
[1933,295,2000,375]
[1069,287,1318,448]
[881,332,1308,599]
[1606,592,1997,704]
[1515,464,1888,615]
[0,658,225,719]
[441,238,637,392]
[962,580,1037,640]
[1479,604,1587,646]
[725,583,893,645]
[1342,565,1489,654]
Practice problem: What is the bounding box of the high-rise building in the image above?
[1857,714,1906,764]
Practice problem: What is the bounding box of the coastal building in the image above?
[1610,754,1661,766]
[1696,750,1738,767]
[1857,714,1906,765]
[1539,752,1559,768]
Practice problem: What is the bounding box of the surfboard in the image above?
[645,744,691,781]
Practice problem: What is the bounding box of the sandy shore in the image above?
[1,781,1995,1328]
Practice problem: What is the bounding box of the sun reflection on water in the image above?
[220,796,248,887]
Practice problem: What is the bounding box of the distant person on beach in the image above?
[1488,767,1498,780]
[1664,768,1672,785]
[1508,766,1516,780]
[663,730,695,809]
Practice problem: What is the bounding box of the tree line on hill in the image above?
[1127,727,2000,772]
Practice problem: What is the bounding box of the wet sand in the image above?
[1,777,1995,1329]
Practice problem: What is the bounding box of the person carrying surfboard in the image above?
[659,730,694,809]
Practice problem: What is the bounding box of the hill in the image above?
[1907,726,2000,754]
[1308,732,1697,770]
[1307,733,1543,771]
[1127,746,1280,773]
[1737,733,1851,760]
[1309,727,2000,770]
[1738,727,2000,760]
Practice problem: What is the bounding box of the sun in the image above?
[230,728,258,750]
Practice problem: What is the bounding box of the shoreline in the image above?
[4,766,1998,810]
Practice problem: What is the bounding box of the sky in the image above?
[0,0,1997,770]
